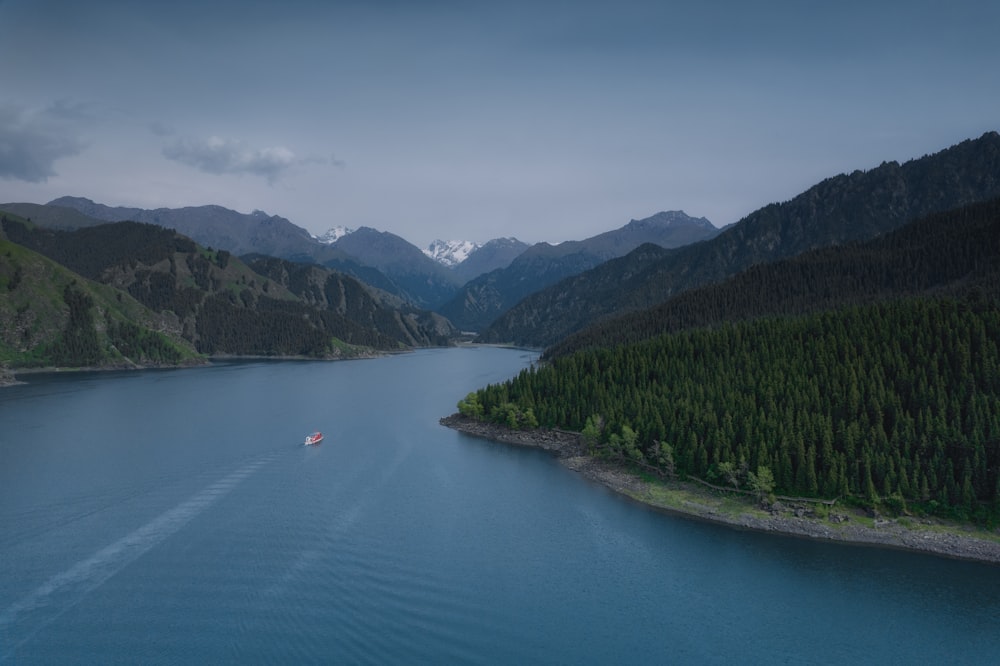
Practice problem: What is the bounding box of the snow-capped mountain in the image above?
[423,239,479,267]
[314,225,355,244]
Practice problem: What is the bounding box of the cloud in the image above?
[0,104,87,182]
[148,120,175,137]
[162,135,299,183]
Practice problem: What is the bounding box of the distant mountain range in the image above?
[437,211,720,331]
[0,212,455,368]
[6,198,719,323]
[8,199,459,309]
[476,131,1000,347]
[46,197,323,259]
[6,131,999,357]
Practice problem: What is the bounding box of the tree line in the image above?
[461,296,1000,524]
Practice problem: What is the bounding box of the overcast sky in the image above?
[1,0,997,247]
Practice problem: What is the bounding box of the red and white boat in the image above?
[304,431,323,446]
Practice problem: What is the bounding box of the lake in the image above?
[1,347,998,664]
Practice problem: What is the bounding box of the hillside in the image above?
[450,237,530,283]
[438,211,719,332]
[0,202,111,230]
[329,227,462,309]
[0,214,200,369]
[0,216,453,360]
[462,296,1000,525]
[545,198,1000,359]
[478,132,1000,347]
[244,255,455,347]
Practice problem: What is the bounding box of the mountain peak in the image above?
[424,239,480,267]
[314,225,355,244]
[48,195,97,207]
[628,210,714,229]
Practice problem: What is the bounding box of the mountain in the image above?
[329,227,462,309]
[41,198,476,308]
[437,211,719,332]
[314,225,354,244]
[244,255,455,346]
[36,198,448,306]
[451,237,530,283]
[424,239,479,267]
[580,210,718,255]
[545,197,1000,359]
[0,215,455,361]
[0,213,200,368]
[478,131,1000,347]
[424,236,532,284]
[47,196,325,259]
[0,201,110,230]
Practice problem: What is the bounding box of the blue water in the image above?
[1,347,998,664]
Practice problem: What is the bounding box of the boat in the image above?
[304,431,323,446]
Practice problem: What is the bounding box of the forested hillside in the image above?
[245,255,454,347]
[461,298,1000,524]
[479,132,1000,347]
[0,216,451,361]
[546,198,1000,359]
[0,217,199,368]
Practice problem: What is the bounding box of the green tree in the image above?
[748,465,775,504]
[581,415,604,453]
[457,392,484,419]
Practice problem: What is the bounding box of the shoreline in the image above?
[440,414,1000,565]
[0,349,397,387]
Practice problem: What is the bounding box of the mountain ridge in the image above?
[0,214,455,364]
[477,131,1000,347]
[437,210,719,332]
[0,215,201,369]
[544,196,1000,359]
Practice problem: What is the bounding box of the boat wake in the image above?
[0,453,276,660]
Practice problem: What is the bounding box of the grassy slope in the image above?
[0,235,201,368]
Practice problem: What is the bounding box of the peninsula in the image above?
[441,415,1000,565]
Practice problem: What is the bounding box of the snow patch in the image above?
[314,225,355,244]
[424,239,479,267]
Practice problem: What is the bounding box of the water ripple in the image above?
[0,453,276,661]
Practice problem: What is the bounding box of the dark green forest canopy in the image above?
[545,198,1000,360]
[463,297,1000,524]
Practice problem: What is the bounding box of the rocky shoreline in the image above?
[440,414,1000,565]
[0,367,20,387]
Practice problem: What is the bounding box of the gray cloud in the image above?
[148,120,175,137]
[0,104,87,182]
[162,135,298,183]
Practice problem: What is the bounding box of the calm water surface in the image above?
[1,347,998,664]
